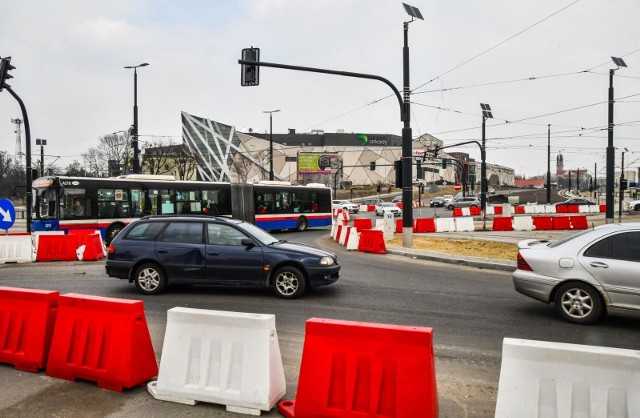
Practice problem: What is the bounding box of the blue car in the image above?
[105,215,340,298]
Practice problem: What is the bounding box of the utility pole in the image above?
[12,118,23,164]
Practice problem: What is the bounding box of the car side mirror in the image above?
[241,238,256,248]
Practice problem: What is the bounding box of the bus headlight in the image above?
[319,256,335,266]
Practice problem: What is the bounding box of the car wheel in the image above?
[105,222,125,245]
[447,205,454,210]
[296,216,308,232]
[272,266,306,299]
[134,263,167,295]
[635,204,640,211]
[554,282,603,324]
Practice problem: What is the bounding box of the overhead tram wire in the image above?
[410,0,583,92]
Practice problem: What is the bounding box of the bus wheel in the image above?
[296,216,308,232]
[106,223,125,245]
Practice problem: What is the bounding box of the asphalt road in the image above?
[1,228,640,417]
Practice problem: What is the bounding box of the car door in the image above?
[579,231,640,309]
[155,221,206,282]
[205,223,265,286]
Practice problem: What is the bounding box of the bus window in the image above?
[160,189,175,214]
[98,188,130,218]
[63,188,90,219]
[176,190,201,214]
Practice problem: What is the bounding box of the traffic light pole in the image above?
[6,86,32,233]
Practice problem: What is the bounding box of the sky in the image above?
[1,0,639,179]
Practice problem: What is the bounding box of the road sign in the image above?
[454,184,461,191]
[0,198,16,230]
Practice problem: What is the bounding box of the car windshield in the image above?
[235,221,279,245]
[383,202,395,207]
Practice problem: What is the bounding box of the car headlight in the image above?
[319,256,335,266]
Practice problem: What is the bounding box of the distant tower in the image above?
[11,118,23,166]
[556,152,564,176]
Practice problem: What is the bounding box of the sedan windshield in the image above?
[235,221,279,245]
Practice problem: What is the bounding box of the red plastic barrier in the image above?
[494,206,503,215]
[46,294,158,392]
[492,217,513,231]
[367,205,376,212]
[514,206,525,214]
[555,205,568,213]
[357,230,387,254]
[599,204,606,213]
[353,218,373,232]
[80,234,105,261]
[552,216,571,230]
[36,235,78,262]
[395,219,403,233]
[570,215,588,230]
[452,208,463,217]
[0,287,59,372]
[533,216,553,231]
[414,218,436,233]
[469,207,482,216]
[568,204,580,213]
[396,202,403,209]
[278,318,438,418]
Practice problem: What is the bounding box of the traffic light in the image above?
[240,47,260,86]
[394,159,402,188]
[369,161,376,170]
[442,159,447,169]
[0,56,15,92]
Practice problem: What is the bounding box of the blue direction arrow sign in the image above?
[0,198,16,230]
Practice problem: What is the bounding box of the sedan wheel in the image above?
[554,282,603,324]
[134,263,167,295]
[273,266,306,299]
[635,204,640,211]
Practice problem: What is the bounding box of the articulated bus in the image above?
[32,175,332,243]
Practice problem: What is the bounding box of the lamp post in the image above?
[35,138,47,176]
[619,147,629,222]
[546,124,551,203]
[480,103,493,217]
[124,63,149,174]
[606,56,627,223]
[400,2,423,248]
[263,109,280,181]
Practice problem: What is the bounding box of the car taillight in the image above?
[108,244,115,254]
[517,251,533,271]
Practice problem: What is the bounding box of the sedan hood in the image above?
[270,241,336,258]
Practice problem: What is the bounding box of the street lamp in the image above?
[400,2,423,248]
[35,138,47,177]
[263,109,280,181]
[619,147,629,222]
[606,56,627,223]
[124,62,149,174]
[480,103,493,217]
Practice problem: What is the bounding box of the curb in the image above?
[386,247,516,272]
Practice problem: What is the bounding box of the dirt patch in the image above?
[388,236,518,261]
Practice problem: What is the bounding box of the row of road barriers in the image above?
[0,230,105,264]
[2,285,638,416]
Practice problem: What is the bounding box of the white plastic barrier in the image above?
[346,227,359,251]
[501,204,513,217]
[495,338,640,418]
[330,220,336,239]
[578,204,590,213]
[534,205,547,214]
[435,217,456,232]
[358,204,368,212]
[589,205,600,213]
[338,226,350,245]
[513,216,534,231]
[544,205,556,214]
[148,308,286,416]
[523,205,535,214]
[374,219,385,230]
[485,206,495,216]
[0,235,34,264]
[454,217,475,232]
[460,207,471,217]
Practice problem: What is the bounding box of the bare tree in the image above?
[82,148,106,177]
[231,153,255,183]
[0,151,25,200]
[82,132,132,176]
[173,145,198,180]
[142,138,175,175]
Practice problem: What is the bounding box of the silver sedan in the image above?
[513,223,640,324]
